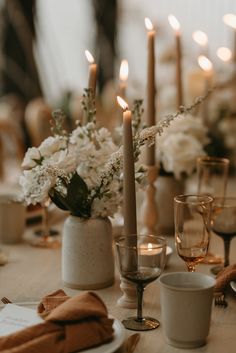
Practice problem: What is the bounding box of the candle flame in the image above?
[147,243,153,251]
[192,30,208,46]
[217,47,232,62]
[198,55,213,72]
[85,50,94,64]
[117,96,128,110]
[223,13,236,29]
[168,14,180,32]
[145,17,154,31]
[119,60,129,81]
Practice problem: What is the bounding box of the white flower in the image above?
[19,167,55,205]
[158,133,206,179]
[21,147,41,169]
[39,136,68,157]
[156,113,208,179]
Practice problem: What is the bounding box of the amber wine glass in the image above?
[115,235,167,331]
[197,156,229,264]
[211,197,236,274]
[174,195,213,272]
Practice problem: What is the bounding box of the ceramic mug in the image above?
[159,272,215,349]
[0,194,26,244]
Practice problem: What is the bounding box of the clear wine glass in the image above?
[174,195,213,272]
[197,156,229,264]
[32,200,61,248]
[211,197,236,274]
[115,234,167,331]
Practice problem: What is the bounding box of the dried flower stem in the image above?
[96,88,214,190]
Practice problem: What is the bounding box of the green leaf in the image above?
[48,188,70,211]
[66,173,91,217]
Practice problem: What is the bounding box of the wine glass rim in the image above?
[197,156,230,165]
[174,194,213,204]
[115,234,167,249]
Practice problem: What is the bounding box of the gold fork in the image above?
[214,292,228,308]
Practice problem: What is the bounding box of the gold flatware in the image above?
[125,333,140,353]
[1,296,12,304]
[214,292,228,308]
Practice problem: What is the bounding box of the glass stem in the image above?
[223,238,231,267]
[137,284,144,322]
[187,263,195,272]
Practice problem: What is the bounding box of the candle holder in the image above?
[117,275,137,308]
[140,165,159,235]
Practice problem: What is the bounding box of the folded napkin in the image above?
[214,263,236,293]
[0,289,114,353]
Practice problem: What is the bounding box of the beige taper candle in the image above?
[168,15,183,109]
[176,33,183,108]
[88,63,97,95]
[145,18,156,166]
[85,50,97,97]
[117,97,137,235]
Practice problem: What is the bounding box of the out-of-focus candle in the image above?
[145,17,156,166]
[217,47,232,62]
[198,55,213,126]
[192,30,209,56]
[168,14,183,109]
[223,14,236,73]
[119,60,129,98]
[85,50,97,97]
[117,96,137,236]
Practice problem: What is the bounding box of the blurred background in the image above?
[0,0,236,184]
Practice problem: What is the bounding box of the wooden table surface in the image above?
[0,176,236,352]
[0,227,236,353]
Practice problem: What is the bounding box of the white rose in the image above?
[21,147,41,170]
[39,136,67,157]
[159,133,206,179]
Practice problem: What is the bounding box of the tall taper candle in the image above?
[168,15,183,108]
[117,96,137,235]
[198,55,213,127]
[85,50,97,97]
[145,17,156,166]
[223,14,236,76]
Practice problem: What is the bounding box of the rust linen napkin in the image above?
[214,263,236,293]
[0,289,114,353]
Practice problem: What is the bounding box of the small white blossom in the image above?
[21,147,41,169]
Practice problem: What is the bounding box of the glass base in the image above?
[201,252,223,265]
[210,264,224,275]
[122,316,160,331]
[31,236,61,249]
[34,229,59,237]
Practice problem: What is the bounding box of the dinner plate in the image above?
[83,318,125,353]
[230,281,236,293]
[0,303,125,353]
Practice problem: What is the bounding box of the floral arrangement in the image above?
[19,90,146,219]
[156,113,209,179]
[19,89,210,218]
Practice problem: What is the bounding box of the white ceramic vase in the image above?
[62,216,114,289]
[155,175,185,235]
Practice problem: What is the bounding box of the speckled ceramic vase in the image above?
[62,216,114,289]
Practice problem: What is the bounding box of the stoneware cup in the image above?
[0,194,26,244]
[159,272,215,349]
